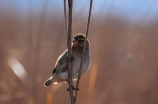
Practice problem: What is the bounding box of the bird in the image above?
[44,33,91,88]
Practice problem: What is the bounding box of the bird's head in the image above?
[72,33,89,48]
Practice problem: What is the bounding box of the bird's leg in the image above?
[67,85,79,91]
[66,80,79,91]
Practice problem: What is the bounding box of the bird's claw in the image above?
[73,97,76,102]
[67,86,79,91]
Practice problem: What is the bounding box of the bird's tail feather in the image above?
[44,76,53,87]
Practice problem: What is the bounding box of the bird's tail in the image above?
[44,76,53,87]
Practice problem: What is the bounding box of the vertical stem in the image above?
[67,0,74,104]
[64,0,68,36]
[74,0,93,103]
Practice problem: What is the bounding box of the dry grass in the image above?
[0,3,158,104]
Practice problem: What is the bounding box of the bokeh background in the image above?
[0,0,158,104]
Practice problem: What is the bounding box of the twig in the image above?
[67,0,74,104]
[64,0,68,36]
[74,0,93,102]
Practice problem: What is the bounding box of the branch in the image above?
[74,0,93,102]
[64,0,68,36]
[67,0,74,104]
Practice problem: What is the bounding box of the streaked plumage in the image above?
[44,33,91,86]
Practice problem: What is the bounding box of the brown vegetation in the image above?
[0,2,158,104]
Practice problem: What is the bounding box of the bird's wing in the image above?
[52,50,68,75]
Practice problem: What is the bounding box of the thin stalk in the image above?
[74,0,93,103]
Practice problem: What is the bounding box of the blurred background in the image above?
[0,0,158,104]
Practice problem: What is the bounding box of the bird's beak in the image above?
[73,39,78,45]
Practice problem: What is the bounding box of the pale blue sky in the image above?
[0,0,158,20]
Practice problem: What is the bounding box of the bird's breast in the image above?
[72,54,91,79]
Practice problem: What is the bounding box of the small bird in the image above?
[44,33,91,87]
